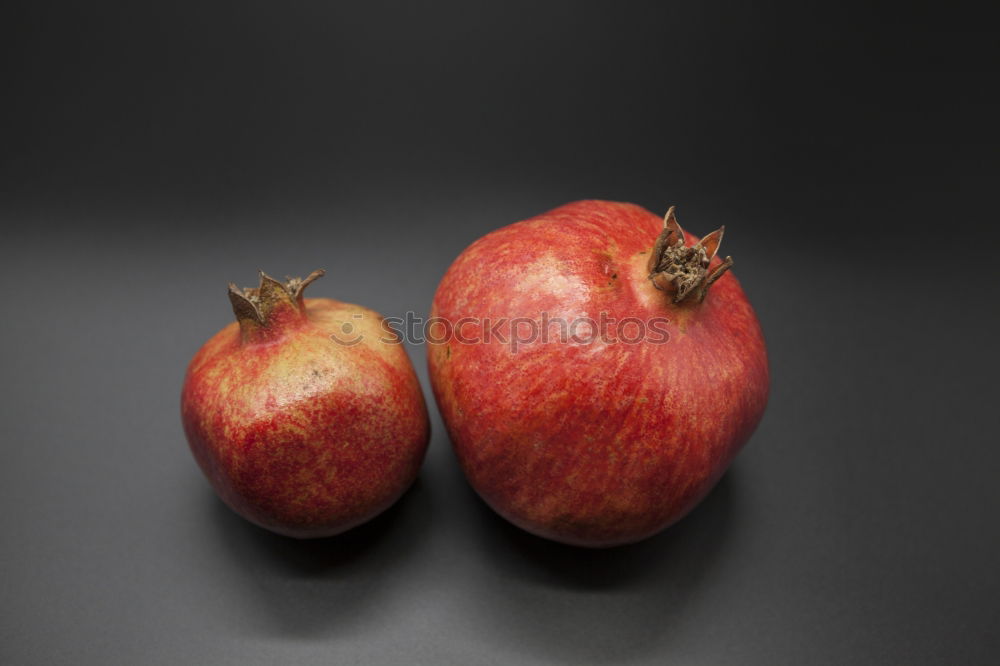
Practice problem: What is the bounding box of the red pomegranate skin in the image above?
[429,200,768,547]
[182,275,429,538]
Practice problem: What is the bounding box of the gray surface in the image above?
[3,2,999,664]
[2,195,998,664]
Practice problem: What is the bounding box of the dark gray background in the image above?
[3,1,998,664]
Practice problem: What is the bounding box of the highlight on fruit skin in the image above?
[181,269,430,538]
[428,200,769,547]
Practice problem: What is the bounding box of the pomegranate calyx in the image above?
[227,269,325,341]
[647,206,733,303]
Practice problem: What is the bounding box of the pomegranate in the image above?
[428,200,768,547]
[181,270,429,538]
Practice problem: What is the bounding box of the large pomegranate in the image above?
[182,270,429,538]
[429,201,768,547]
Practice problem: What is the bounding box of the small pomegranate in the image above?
[429,201,768,547]
[182,270,429,538]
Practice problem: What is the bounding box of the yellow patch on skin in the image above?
[626,250,662,313]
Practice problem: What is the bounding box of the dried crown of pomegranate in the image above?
[227,269,325,341]
[647,206,734,303]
